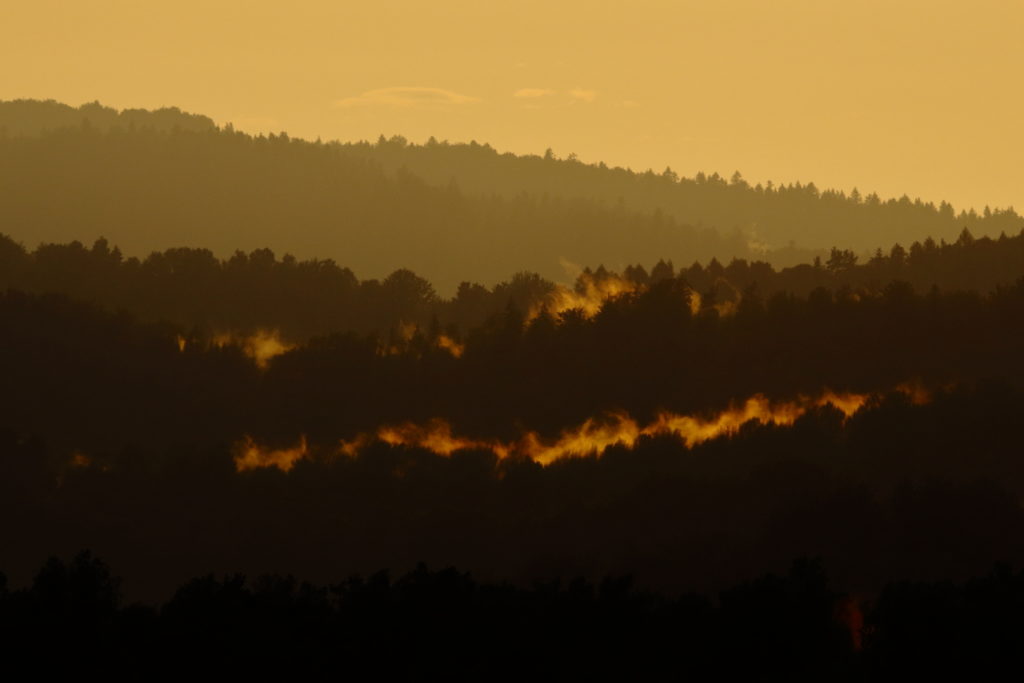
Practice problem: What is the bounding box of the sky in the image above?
[2,0,1022,213]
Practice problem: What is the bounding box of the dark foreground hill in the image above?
[2,257,1023,601]
[9,550,1021,680]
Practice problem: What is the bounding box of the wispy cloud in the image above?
[513,88,555,99]
[568,88,597,103]
[334,87,481,109]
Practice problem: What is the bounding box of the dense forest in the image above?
[2,229,1024,604]
[4,99,1024,674]
[1,223,1021,341]
[6,550,1022,678]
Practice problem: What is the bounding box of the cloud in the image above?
[514,88,555,99]
[568,88,597,103]
[334,87,481,109]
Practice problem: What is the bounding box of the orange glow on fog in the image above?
[380,323,465,358]
[519,390,870,465]
[435,334,465,358]
[897,381,932,405]
[370,419,511,458]
[234,435,308,472]
[234,386,921,472]
[529,272,641,321]
[213,330,295,369]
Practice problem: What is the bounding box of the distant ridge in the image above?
[337,135,1022,253]
[0,99,216,136]
[1,99,1020,292]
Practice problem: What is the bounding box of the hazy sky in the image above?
[3,0,1021,212]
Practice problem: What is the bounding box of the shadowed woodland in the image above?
[2,231,1024,600]
[3,99,1024,675]
[6,550,1021,679]
[1,222,1021,340]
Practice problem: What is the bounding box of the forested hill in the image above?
[337,136,1023,254]
[0,101,743,294]
[2,100,1021,292]
[0,99,216,136]
[1,225,1021,342]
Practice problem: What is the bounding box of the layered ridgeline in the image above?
[2,225,1023,462]
[0,99,216,136]
[340,137,1023,256]
[3,261,1024,601]
[0,100,739,294]
[3,99,1020,294]
[2,226,1022,341]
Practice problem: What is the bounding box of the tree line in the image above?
[342,132,1023,255]
[8,549,1016,679]
[1,222,1021,342]
[2,263,1023,456]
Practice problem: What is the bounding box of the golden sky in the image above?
[3,0,1022,212]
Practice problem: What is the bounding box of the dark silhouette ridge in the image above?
[4,552,1022,678]
[4,377,1024,602]
[2,263,1024,455]
[1,229,1021,600]
[1,552,857,678]
[0,226,1021,341]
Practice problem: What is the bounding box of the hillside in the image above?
[3,100,1020,294]
[339,135,1023,254]
[0,99,216,136]
[0,101,741,294]
[1,227,1023,342]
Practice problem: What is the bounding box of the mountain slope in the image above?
[0,103,742,293]
[340,135,1023,253]
[3,99,1020,292]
